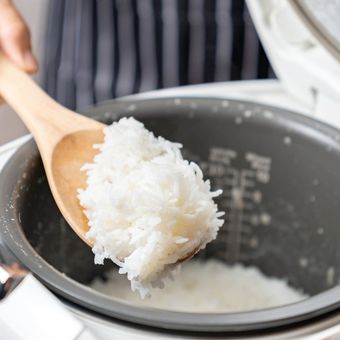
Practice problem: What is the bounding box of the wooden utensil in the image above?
[0,54,201,264]
[0,53,104,246]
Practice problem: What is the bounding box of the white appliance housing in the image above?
[247,0,340,127]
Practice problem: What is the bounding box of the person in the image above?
[0,1,37,74]
[0,0,273,109]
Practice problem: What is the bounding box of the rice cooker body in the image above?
[1,97,340,335]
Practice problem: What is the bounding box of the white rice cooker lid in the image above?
[247,0,340,127]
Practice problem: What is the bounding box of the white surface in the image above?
[247,0,340,126]
[0,135,31,169]
[0,274,93,340]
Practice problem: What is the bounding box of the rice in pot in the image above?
[91,259,308,312]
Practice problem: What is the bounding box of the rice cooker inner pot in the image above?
[2,97,340,333]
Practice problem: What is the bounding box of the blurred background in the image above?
[0,0,47,145]
[0,0,275,145]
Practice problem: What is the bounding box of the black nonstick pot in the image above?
[1,97,340,334]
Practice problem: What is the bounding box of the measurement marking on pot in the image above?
[183,147,272,263]
[203,148,272,263]
[327,267,335,286]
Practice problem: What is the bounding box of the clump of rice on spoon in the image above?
[78,117,224,297]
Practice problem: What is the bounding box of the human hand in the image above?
[0,0,38,74]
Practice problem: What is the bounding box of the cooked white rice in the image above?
[91,259,308,312]
[78,117,224,297]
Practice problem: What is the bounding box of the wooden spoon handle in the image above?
[0,53,96,145]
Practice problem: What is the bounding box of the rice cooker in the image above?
[1,0,340,339]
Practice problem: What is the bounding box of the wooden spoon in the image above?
[0,53,104,246]
[0,54,201,264]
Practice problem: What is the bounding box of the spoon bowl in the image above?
[51,129,104,246]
